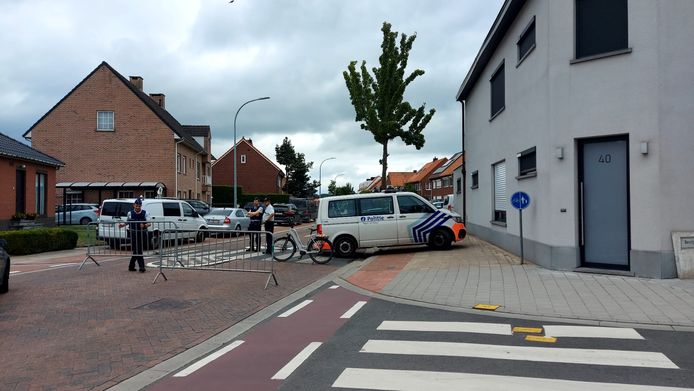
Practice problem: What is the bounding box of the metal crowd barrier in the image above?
[79,221,178,269]
[155,227,277,288]
[79,221,278,289]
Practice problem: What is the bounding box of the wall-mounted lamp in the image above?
[555,147,564,160]
[640,141,649,155]
[19,164,27,169]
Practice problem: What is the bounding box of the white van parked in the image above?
[97,198,208,249]
[316,191,466,258]
[443,194,456,212]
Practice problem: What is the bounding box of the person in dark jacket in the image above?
[246,197,263,252]
[119,198,150,272]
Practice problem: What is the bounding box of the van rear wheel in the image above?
[333,236,357,258]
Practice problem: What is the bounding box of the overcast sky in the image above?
[0,0,503,190]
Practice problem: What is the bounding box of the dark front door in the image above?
[578,136,630,269]
[16,169,26,213]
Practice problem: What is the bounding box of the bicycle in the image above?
[272,224,333,264]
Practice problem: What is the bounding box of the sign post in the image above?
[510,191,531,265]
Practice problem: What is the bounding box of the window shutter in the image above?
[494,162,507,211]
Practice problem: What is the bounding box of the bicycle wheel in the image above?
[272,237,296,262]
[307,237,333,264]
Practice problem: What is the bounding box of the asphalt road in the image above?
[145,283,694,390]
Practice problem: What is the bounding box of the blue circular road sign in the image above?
[511,191,531,210]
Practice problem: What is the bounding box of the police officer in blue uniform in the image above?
[247,197,263,252]
[120,198,150,272]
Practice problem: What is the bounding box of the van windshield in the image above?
[101,202,129,217]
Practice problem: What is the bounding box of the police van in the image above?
[316,192,466,258]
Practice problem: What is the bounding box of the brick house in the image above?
[23,61,212,205]
[405,157,448,200]
[212,138,285,197]
[428,152,463,201]
[0,132,63,229]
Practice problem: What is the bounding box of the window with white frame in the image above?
[492,161,507,223]
[471,170,479,189]
[97,111,114,131]
[456,178,462,194]
[118,191,134,198]
[425,181,431,190]
[35,173,47,215]
[241,154,247,164]
[177,154,182,173]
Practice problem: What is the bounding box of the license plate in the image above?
[209,219,219,225]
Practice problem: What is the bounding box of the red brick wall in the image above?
[212,140,282,194]
[0,157,58,227]
[28,64,209,203]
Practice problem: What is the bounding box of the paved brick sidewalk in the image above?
[0,257,337,390]
[346,236,694,329]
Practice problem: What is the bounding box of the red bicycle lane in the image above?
[146,284,369,391]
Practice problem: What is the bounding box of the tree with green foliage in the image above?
[275,137,319,197]
[328,180,355,196]
[343,21,435,187]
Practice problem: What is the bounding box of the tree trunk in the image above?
[381,142,388,189]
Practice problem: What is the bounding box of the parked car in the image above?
[183,199,211,216]
[0,239,9,294]
[288,197,318,222]
[273,203,300,226]
[55,203,99,225]
[97,198,208,249]
[316,192,466,258]
[204,208,250,236]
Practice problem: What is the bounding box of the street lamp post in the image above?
[318,157,336,198]
[233,96,270,208]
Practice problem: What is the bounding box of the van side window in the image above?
[397,195,434,214]
[358,197,394,216]
[328,200,357,218]
[182,203,196,217]
[163,202,181,217]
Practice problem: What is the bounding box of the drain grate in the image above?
[134,298,200,311]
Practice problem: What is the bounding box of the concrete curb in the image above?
[334,254,694,332]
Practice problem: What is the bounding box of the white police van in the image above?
[316,192,466,258]
[97,198,208,249]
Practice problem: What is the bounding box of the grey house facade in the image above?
[456,0,694,278]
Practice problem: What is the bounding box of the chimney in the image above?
[247,138,253,145]
[129,76,143,91]
[433,157,438,161]
[149,93,165,109]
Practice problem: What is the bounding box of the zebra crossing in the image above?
[330,321,692,390]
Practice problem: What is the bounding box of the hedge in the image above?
[0,228,78,255]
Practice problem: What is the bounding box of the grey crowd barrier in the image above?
[79,222,278,289]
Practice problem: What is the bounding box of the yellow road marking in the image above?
[473,304,500,311]
[525,335,557,343]
[513,327,543,334]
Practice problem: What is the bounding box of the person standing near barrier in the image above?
[246,197,263,252]
[262,197,275,254]
[119,198,150,272]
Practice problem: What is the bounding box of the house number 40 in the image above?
[598,154,612,163]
